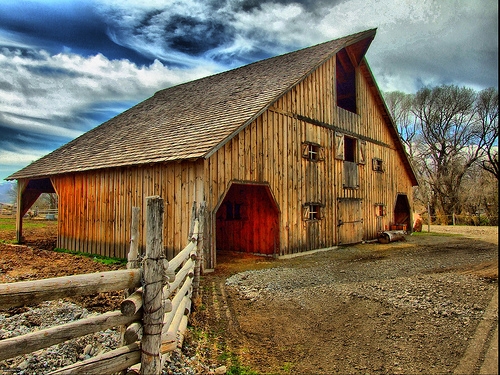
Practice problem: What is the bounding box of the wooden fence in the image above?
[0,196,203,375]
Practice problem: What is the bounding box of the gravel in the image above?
[0,300,210,375]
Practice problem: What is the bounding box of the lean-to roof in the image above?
[9,29,409,182]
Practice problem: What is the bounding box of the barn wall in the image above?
[52,160,204,259]
[205,53,414,261]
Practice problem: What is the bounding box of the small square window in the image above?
[303,203,322,221]
[375,204,386,216]
[372,158,384,172]
[302,142,324,162]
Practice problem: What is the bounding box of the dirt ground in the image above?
[191,226,498,374]
[0,221,498,374]
[0,220,124,313]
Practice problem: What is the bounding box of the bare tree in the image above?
[412,85,486,221]
[384,91,418,158]
[475,87,499,179]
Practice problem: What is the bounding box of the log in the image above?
[121,288,143,316]
[0,269,141,310]
[378,230,406,244]
[141,196,167,375]
[177,315,189,348]
[48,342,141,375]
[124,322,143,345]
[0,310,141,361]
[165,258,194,298]
[161,278,192,335]
[167,294,189,338]
[167,241,196,273]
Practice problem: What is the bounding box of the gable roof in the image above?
[8,29,402,181]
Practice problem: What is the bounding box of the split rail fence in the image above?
[0,196,203,375]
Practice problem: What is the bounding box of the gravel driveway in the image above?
[196,226,498,374]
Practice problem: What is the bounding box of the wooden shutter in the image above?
[302,204,310,221]
[358,140,366,165]
[301,143,310,159]
[335,133,344,160]
[318,146,325,161]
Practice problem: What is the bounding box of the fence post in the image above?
[141,196,167,375]
[128,207,141,271]
[192,201,205,302]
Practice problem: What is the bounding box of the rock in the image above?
[215,365,227,374]
[83,344,93,356]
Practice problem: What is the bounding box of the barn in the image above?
[8,28,418,269]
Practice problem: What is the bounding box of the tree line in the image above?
[384,85,498,225]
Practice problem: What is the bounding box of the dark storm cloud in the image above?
[0,1,151,65]
[161,15,233,55]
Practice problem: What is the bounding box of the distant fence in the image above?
[0,196,203,375]
[0,203,58,219]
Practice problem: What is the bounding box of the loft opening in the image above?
[336,48,357,113]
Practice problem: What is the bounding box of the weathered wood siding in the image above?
[52,161,204,259]
[205,54,414,262]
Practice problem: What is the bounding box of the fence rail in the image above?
[0,196,202,375]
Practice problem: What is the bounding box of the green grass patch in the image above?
[53,248,127,266]
[0,217,52,231]
[411,231,462,237]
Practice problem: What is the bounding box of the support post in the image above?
[141,196,167,375]
[15,179,26,243]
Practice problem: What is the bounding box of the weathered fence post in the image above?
[128,207,141,270]
[192,201,205,301]
[141,196,167,375]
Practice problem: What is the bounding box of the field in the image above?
[0,218,498,374]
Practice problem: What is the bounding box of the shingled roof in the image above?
[8,29,377,180]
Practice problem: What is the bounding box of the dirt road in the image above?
[193,226,498,374]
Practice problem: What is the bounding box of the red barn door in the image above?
[216,183,279,255]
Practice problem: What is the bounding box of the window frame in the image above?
[375,203,386,217]
[303,202,323,221]
[302,141,325,162]
[372,158,384,173]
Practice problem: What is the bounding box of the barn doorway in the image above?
[394,194,411,232]
[215,183,279,256]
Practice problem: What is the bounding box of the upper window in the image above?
[375,204,386,217]
[344,136,357,162]
[336,49,357,113]
[372,158,384,172]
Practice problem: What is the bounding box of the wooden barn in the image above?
[8,28,418,269]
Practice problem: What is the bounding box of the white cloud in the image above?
[0,46,216,132]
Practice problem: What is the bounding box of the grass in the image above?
[218,351,259,375]
[411,231,462,237]
[53,247,127,265]
[0,217,53,231]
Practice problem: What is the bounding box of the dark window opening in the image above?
[336,49,357,113]
[225,201,242,220]
[344,136,356,162]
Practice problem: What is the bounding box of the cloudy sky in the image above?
[0,0,498,182]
